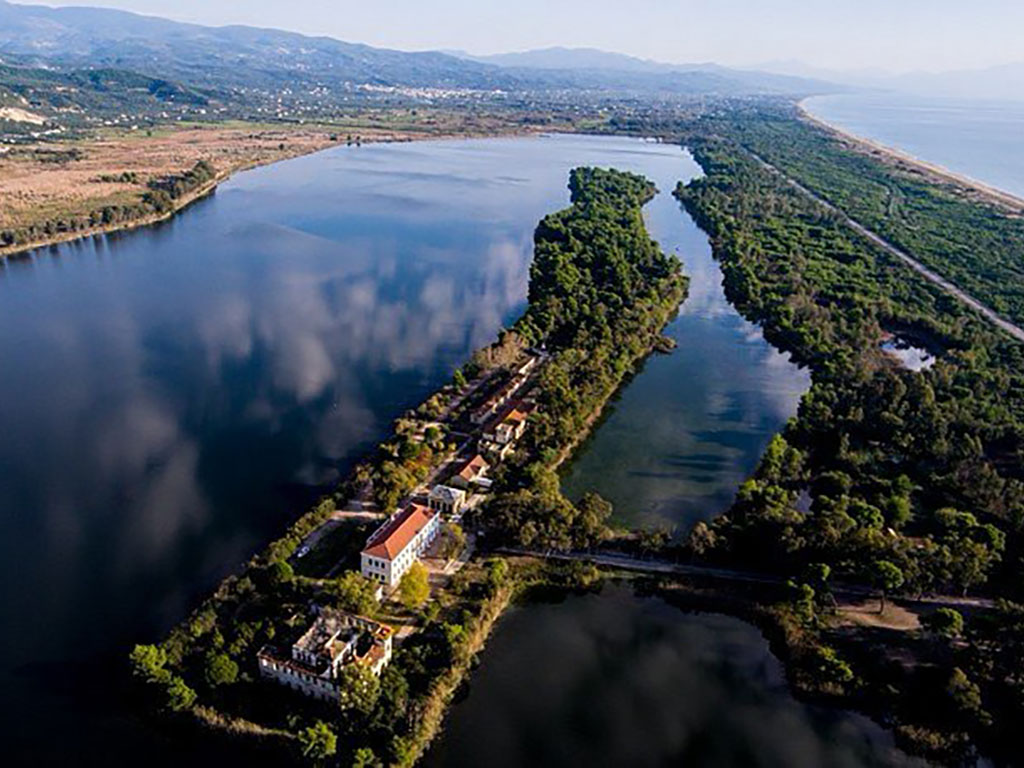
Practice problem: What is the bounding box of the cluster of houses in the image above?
[259,354,541,701]
[352,361,540,595]
[469,355,536,425]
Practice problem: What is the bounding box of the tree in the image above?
[442,622,467,664]
[260,559,294,590]
[337,572,379,616]
[165,675,197,711]
[422,600,441,623]
[687,521,718,558]
[486,558,509,594]
[638,527,671,557]
[789,581,817,626]
[338,663,380,717]
[129,644,170,685]
[870,560,904,614]
[574,492,613,548]
[922,608,964,639]
[373,665,410,726]
[813,645,854,686]
[452,367,467,390]
[946,668,990,725]
[204,651,239,687]
[424,426,442,446]
[352,747,380,768]
[398,562,430,609]
[440,523,467,562]
[298,721,337,762]
[804,562,831,585]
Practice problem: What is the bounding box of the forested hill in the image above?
[0,1,829,101]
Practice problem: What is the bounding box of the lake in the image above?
[424,584,923,768]
[804,93,1024,200]
[0,132,825,764]
[560,151,809,531]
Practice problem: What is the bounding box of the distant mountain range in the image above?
[758,59,1024,103]
[0,0,515,92]
[0,1,834,103]
[452,47,707,74]
[454,47,839,97]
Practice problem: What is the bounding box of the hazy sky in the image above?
[15,0,1024,73]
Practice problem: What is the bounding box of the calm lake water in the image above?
[562,151,809,531]
[425,584,923,768]
[804,93,1024,199]
[0,132,861,765]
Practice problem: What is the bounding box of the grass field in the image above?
[1,109,554,257]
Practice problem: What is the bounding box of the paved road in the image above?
[746,150,1024,345]
[500,548,996,612]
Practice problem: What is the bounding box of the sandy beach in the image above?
[798,97,1024,215]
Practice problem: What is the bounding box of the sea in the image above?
[804,92,1024,199]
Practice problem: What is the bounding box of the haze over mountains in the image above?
[0,0,830,103]
[759,59,1024,103]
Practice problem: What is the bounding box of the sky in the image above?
[14,0,1024,73]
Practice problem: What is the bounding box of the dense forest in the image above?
[677,123,1024,764]
[699,103,1024,329]
[483,167,688,549]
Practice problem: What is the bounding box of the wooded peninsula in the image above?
[128,166,688,766]
[671,104,1024,766]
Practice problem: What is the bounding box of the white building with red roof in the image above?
[361,503,440,588]
[450,453,491,490]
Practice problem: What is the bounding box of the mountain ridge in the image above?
[0,2,833,98]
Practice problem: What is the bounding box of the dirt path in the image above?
[746,150,1024,345]
[503,547,997,612]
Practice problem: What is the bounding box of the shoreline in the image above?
[797,96,1024,214]
[0,176,223,260]
[0,125,541,261]
[136,163,687,763]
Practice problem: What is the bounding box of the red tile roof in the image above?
[457,454,490,481]
[503,408,528,424]
[363,503,437,560]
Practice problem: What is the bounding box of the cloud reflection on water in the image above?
[0,134,799,761]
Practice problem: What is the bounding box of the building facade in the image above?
[257,608,393,701]
[483,406,528,445]
[428,484,467,517]
[450,453,491,490]
[360,503,441,588]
